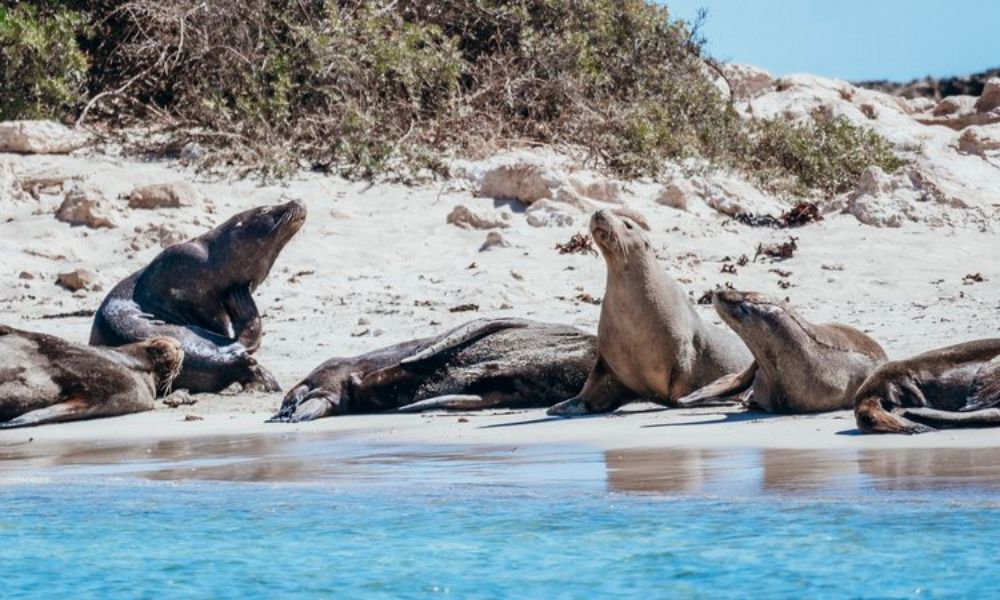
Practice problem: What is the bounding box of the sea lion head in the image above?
[712,290,796,342]
[142,336,185,394]
[209,200,307,288]
[589,209,651,266]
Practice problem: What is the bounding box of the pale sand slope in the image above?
[0,68,998,452]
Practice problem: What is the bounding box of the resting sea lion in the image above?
[90,201,306,393]
[678,290,888,413]
[854,339,1000,434]
[0,325,183,428]
[547,209,751,417]
[270,318,596,422]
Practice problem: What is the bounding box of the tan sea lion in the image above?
[547,209,751,416]
[678,290,888,413]
[854,339,1000,434]
[90,201,305,393]
[0,325,183,428]
[270,318,596,422]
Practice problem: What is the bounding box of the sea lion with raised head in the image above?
[678,290,888,413]
[0,325,183,428]
[90,201,305,393]
[547,209,751,417]
[854,339,1000,434]
[270,318,596,422]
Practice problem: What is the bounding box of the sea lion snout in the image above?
[144,337,185,392]
[279,200,308,229]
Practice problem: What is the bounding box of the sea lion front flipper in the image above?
[224,285,262,353]
[961,356,1000,412]
[268,385,343,423]
[677,362,757,408]
[548,356,634,417]
[0,398,91,429]
[400,318,532,366]
[395,395,501,413]
[902,406,1000,429]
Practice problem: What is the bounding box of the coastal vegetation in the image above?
[0,0,904,190]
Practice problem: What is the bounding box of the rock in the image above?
[128,181,200,209]
[0,158,27,202]
[525,199,575,228]
[957,125,1000,157]
[932,95,977,117]
[55,184,118,229]
[845,166,976,228]
[567,175,621,204]
[129,223,189,251]
[655,181,693,211]
[56,268,97,292]
[446,204,511,230]
[18,271,34,280]
[722,63,776,100]
[479,231,511,251]
[479,162,559,204]
[974,78,1000,113]
[697,173,785,217]
[0,120,89,154]
[180,142,206,161]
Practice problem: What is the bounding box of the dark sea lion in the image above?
[269,318,596,422]
[90,201,306,393]
[854,339,1000,434]
[0,325,183,428]
[547,209,751,417]
[678,290,888,413]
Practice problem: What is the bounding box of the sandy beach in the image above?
[2,67,1000,457]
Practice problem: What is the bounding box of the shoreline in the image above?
[4,403,1000,454]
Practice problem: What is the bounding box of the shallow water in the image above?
[3,435,1000,598]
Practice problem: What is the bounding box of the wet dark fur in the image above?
[89,201,305,393]
[271,319,596,421]
[854,339,1000,434]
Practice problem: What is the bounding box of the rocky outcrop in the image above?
[974,78,1000,113]
[0,121,89,154]
[56,268,98,292]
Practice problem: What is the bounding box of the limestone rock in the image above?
[722,63,776,100]
[129,223,190,251]
[974,78,1000,113]
[957,125,1000,157]
[567,175,621,204]
[56,184,117,229]
[479,231,511,251]
[932,95,977,117]
[446,204,511,230]
[56,268,97,292]
[128,181,200,209]
[0,120,89,154]
[655,181,693,211]
[479,161,560,204]
[525,199,575,228]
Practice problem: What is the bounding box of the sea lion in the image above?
[0,325,183,428]
[90,201,306,393]
[547,209,751,417]
[677,290,888,413]
[270,318,596,422]
[854,339,1000,434]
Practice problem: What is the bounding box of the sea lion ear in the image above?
[609,207,650,231]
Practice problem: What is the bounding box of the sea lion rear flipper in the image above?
[961,357,1000,412]
[0,398,90,429]
[677,362,757,407]
[400,318,532,366]
[395,395,497,413]
[224,285,262,352]
[548,356,634,417]
[902,406,1000,429]
[268,385,341,423]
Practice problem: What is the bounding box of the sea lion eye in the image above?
[624,221,633,230]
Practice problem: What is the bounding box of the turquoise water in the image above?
[3,439,999,598]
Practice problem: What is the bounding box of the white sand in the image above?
[1,70,998,454]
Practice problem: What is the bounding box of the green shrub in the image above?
[745,113,907,196]
[0,4,88,121]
